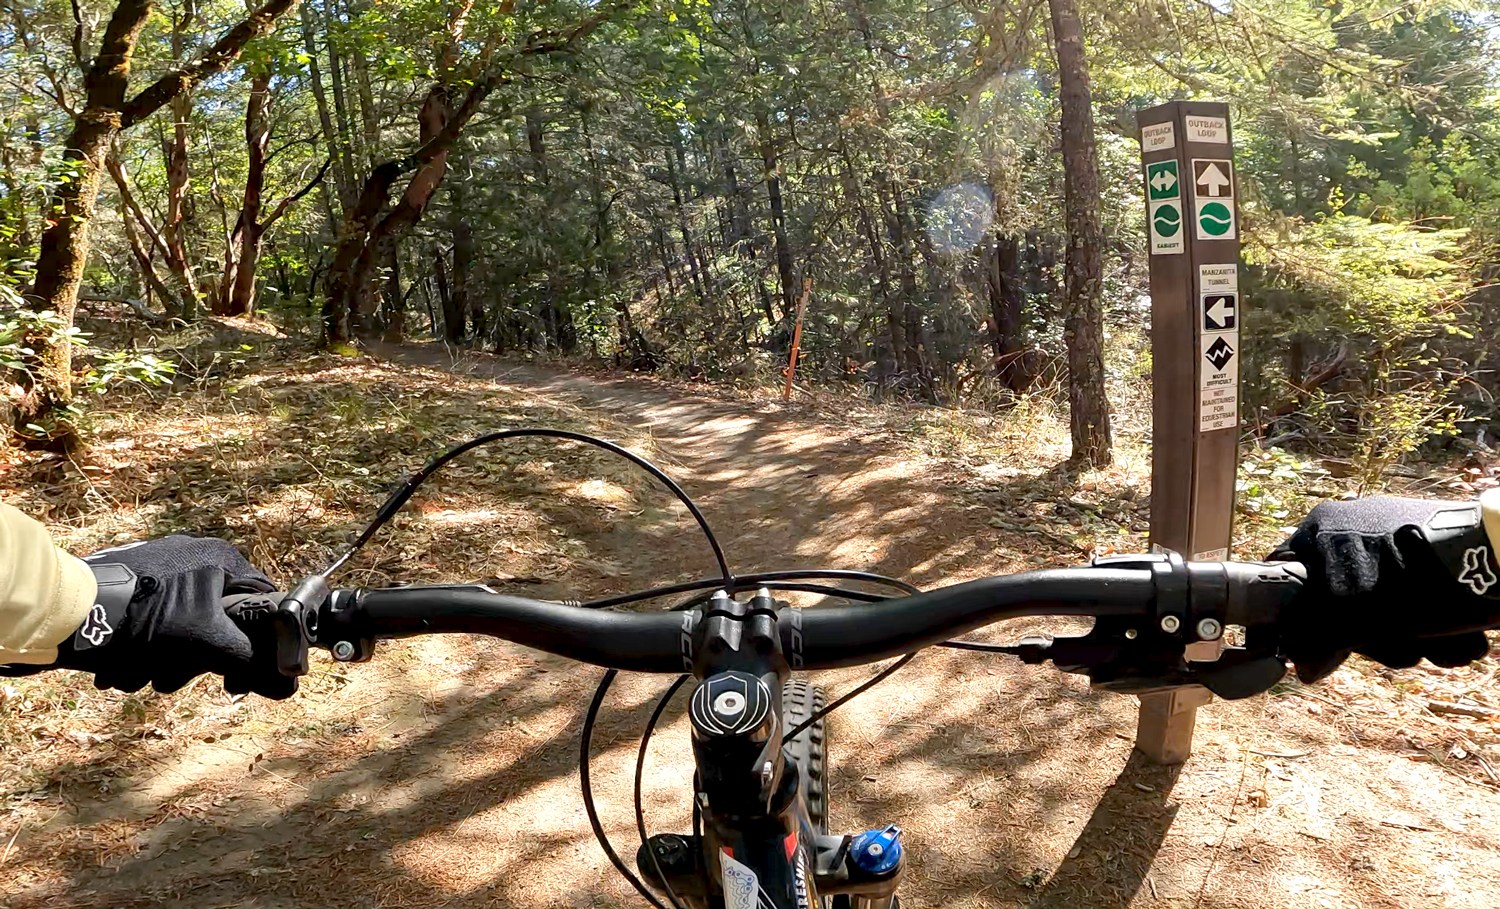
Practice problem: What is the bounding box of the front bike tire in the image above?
[782,679,829,834]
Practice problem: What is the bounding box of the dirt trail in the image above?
[11,343,1500,909]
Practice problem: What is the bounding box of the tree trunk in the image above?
[451,197,481,343]
[380,243,403,339]
[840,143,904,377]
[326,3,360,189]
[712,125,773,325]
[756,110,796,321]
[116,187,177,306]
[324,160,403,343]
[1048,0,1113,466]
[348,0,381,170]
[664,139,706,307]
[300,0,352,216]
[986,233,1033,392]
[22,0,155,426]
[220,70,271,316]
[162,1,201,318]
[349,89,453,330]
[433,243,463,343]
[221,67,326,317]
[19,0,298,431]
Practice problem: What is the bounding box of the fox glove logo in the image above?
[1459,547,1498,597]
[80,603,114,646]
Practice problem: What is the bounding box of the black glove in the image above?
[54,536,296,699]
[1272,497,1499,683]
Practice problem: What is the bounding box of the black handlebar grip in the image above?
[1221,560,1306,627]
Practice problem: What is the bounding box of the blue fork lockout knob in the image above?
[850,825,903,875]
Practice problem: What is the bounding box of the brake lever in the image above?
[268,575,331,678]
[994,620,1289,700]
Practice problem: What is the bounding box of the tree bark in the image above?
[219,70,270,315]
[300,0,352,216]
[1048,0,1113,466]
[161,0,201,318]
[380,242,403,339]
[345,85,453,333]
[19,0,298,431]
[326,3,360,187]
[321,3,619,344]
[449,185,479,342]
[432,243,463,343]
[756,110,796,321]
[839,143,902,376]
[718,124,774,328]
[986,232,1033,392]
[114,184,178,307]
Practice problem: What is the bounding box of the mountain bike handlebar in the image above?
[227,552,1306,696]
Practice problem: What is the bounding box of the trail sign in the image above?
[1142,122,1175,152]
[1192,159,1236,240]
[1202,333,1236,372]
[1185,115,1228,143]
[1145,161,1184,255]
[1136,101,1242,765]
[1193,160,1232,196]
[1148,161,1180,200]
[1203,294,1236,331]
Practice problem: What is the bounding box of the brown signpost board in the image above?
[1135,101,1241,764]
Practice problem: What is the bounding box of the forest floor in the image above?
[5,322,1500,909]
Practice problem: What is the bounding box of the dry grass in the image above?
[5,321,1500,909]
[1,321,672,863]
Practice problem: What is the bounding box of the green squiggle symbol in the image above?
[1199,202,1233,236]
[1153,204,1181,237]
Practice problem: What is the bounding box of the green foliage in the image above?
[0,296,86,375]
[2,0,1497,476]
[1242,210,1472,464]
[81,351,178,395]
[1,280,176,440]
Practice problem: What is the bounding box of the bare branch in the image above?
[69,0,87,65]
[119,0,299,128]
[263,157,332,228]
[105,147,173,264]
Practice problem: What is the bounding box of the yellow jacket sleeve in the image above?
[1483,489,1500,559]
[0,502,97,664]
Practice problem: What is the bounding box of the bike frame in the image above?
[254,554,1302,908]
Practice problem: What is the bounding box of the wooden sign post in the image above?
[1135,101,1242,764]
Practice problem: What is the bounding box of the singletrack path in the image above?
[14,341,1500,909]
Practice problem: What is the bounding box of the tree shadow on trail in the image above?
[1030,748,1183,909]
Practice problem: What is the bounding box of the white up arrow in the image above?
[1150,169,1176,194]
[1197,162,1231,197]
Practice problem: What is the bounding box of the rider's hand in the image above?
[1272,491,1500,682]
[56,536,296,699]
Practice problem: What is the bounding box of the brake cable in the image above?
[636,674,692,909]
[315,429,1018,904]
[316,428,734,588]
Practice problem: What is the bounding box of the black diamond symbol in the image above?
[1205,337,1235,371]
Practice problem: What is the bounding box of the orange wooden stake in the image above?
[782,278,813,402]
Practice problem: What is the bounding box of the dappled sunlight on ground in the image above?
[4,335,1500,908]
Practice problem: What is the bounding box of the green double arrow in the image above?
[1147,161,1179,201]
